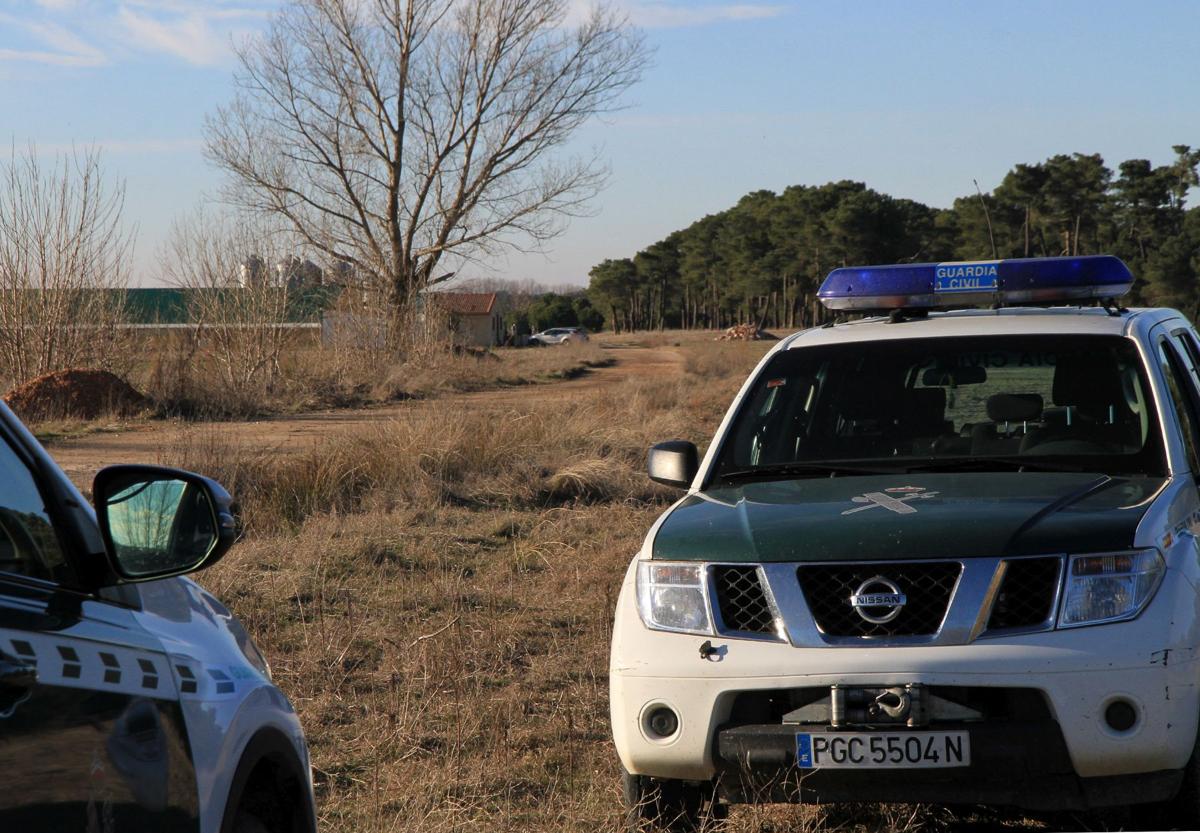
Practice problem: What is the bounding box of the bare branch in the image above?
[205,0,647,310]
[0,146,134,386]
[158,207,316,413]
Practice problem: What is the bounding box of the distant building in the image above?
[102,286,509,348]
[116,287,339,327]
[239,255,267,288]
[276,256,323,292]
[422,291,506,347]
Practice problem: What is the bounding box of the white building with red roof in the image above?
[423,291,506,347]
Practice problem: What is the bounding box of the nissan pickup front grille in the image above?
[796,562,962,638]
[712,566,777,634]
[986,557,1062,631]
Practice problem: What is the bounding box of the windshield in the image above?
[713,334,1166,480]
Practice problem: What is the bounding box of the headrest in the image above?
[1053,354,1124,408]
[840,379,899,419]
[987,393,1043,423]
[904,387,947,422]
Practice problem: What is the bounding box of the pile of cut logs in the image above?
[715,323,772,341]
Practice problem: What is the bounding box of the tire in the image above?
[621,766,723,832]
[231,812,272,833]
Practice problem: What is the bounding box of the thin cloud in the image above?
[0,47,100,66]
[0,2,273,70]
[116,5,229,66]
[0,13,108,66]
[114,2,277,66]
[568,1,787,28]
[2,1,785,70]
[121,0,274,21]
[104,137,205,153]
[27,19,107,60]
[33,137,205,155]
[629,3,786,28]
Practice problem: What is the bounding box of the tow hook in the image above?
[699,640,718,660]
[831,683,929,727]
[871,687,912,720]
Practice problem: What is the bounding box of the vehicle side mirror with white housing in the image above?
[93,465,239,583]
[648,441,699,488]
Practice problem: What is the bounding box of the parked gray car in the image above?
[529,327,589,345]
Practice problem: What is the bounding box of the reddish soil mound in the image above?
[3,369,147,422]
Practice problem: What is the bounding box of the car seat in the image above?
[1020,354,1139,454]
[971,393,1044,455]
[900,387,959,455]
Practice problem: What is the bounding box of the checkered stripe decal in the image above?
[100,652,121,684]
[0,628,250,702]
[0,630,173,699]
[176,664,198,694]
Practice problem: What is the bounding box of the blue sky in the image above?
[2,0,1197,287]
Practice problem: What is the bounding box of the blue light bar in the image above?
[817,255,1134,311]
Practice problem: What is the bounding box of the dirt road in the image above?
[45,344,683,488]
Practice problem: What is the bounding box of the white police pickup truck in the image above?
[0,401,314,832]
[611,255,1200,829]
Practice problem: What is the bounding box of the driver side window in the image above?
[0,439,67,580]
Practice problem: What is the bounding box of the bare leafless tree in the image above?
[0,146,133,388]
[205,0,646,310]
[158,207,310,414]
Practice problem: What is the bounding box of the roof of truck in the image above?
[782,306,1183,350]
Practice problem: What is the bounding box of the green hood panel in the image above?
[652,473,1165,562]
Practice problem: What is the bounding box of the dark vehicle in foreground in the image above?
[0,401,314,832]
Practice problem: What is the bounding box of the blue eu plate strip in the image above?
[796,733,814,768]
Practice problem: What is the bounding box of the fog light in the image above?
[1104,699,1138,732]
[645,706,680,738]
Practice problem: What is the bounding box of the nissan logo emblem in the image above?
[849,576,907,624]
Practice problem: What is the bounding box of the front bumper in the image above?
[713,722,1180,810]
[610,560,1200,808]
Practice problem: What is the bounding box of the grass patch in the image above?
[127,329,616,420]
[372,341,613,401]
[159,384,682,533]
[29,415,139,444]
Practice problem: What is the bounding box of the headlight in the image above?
[636,561,713,635]
[1059,550,1164,627]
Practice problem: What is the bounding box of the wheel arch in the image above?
[218,726,316,833]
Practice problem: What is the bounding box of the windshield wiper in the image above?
[902,455,1093,474]
[720,461,899,483]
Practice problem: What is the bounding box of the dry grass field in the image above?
[40,332,1098,833]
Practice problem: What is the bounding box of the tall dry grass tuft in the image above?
[139,325,613,420]
[160,377,684,533]
[682,339,773,382]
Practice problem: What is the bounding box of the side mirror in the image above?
[93,465,239,583]
[648,440,699,488]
